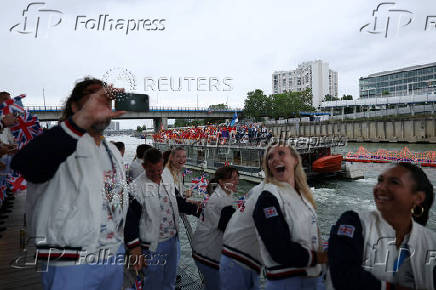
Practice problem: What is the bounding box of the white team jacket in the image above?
[360,210,436,290]
[221,183,264,273]
[254,182,322,278]
[192,184,235,268]
[26,123,127,255]
[129,168,180,252]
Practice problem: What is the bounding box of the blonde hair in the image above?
[262,144,316,209]
[166,147,185,183]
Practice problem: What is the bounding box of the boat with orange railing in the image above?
[344,146,436,167]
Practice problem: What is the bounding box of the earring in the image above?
[411,205,424,218]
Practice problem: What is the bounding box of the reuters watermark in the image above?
[144,76,233,92]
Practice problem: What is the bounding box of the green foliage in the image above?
[243,89,272,121]
[243,88,315,120]
[382,90,390,95]
[136,125,146,132]
[342,94,353,100]
[208,103,229,110]
[324,94,339,101]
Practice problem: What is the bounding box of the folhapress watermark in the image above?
[144,76,233,92]
[360,2,436,38]
[10,241,167,272]
[10,2,63,38]
[74,15,165,35]
[10,2,166,38]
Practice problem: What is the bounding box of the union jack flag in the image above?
[7,171,27,192]
[0,97,25,115]
[191,174,208,194]
[10,111,43,149]
[135,273,143,290]
[337,225,355,238]
[126,271,143,290]
[13,94,26,107]
[234,196,245,212]
[183,168,192,177]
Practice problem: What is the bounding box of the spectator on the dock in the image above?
[328,163,436,290]
[124,147,201,290]
[192,166,239,290]
[127,144,152,182]
[11,78,127,290]
[224,144,327,290]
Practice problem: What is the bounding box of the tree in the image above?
[136,126,143,132]
[174,119,206,128]
[206,104,228,124]
[342,94,353,100]
[382,90,390,96]
[243,89,272,120]
[208,103,229,110]
[324,94,339,101]
[268,89,315,119]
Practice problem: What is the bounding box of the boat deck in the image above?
[0,192,204,290]
[0,192,42,290]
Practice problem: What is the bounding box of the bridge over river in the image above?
[24,105,242,131]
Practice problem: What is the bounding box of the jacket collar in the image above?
[214,184,230,198]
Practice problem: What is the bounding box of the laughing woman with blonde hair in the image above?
[221,143,326,290]
[253,143,326,289]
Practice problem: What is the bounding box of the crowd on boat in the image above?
[4,78,436,290]
[152,123,273,145]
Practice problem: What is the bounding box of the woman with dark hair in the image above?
[192,166,239,290]
[59,77,104,122]
[127,144,152,182]
[12,77,127,289]
[328,163,436,290]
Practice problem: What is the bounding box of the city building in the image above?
[272,60,338,108]
[107,121,120,131]
[359,62,436,98]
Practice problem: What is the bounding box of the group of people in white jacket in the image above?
[10,77,436,290]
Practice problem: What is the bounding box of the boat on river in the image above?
[153,135,347,181]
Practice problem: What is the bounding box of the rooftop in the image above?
[361,62,436,79]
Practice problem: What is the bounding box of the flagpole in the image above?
[43,88,46,109]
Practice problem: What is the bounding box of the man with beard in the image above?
[11,78,128,290]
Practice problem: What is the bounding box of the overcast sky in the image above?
[1,0,435,128]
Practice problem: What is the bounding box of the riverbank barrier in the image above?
[265,116,436,143]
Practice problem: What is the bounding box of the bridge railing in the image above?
[319,92,436,108]
[24,106,243,113]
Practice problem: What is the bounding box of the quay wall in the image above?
[265,117,436,143]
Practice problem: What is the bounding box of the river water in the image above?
[106,135,436,284]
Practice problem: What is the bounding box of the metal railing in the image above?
[320,92,436,108]
[24,105,243,113]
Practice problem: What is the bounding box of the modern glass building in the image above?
[359,62,436,98]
